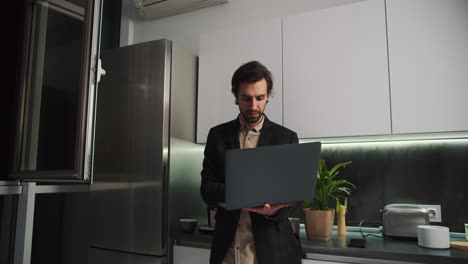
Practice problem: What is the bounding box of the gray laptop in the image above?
[225,142,321,210]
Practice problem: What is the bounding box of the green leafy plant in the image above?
[303,159,355,211]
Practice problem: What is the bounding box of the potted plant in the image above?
[303,159,355,241]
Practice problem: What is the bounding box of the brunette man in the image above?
[201,61,302,264]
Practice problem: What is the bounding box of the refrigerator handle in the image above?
[97,57,106,84]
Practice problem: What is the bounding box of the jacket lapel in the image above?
[258,115,273,147]
[227,118,241,149]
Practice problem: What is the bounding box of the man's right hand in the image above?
[243,203,292,216]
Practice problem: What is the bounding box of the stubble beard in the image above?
[242,110,262,124]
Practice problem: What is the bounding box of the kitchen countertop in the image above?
[174,226,468,264]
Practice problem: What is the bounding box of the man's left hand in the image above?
[244,203,292,216]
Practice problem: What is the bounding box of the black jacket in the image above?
[200,116,303,264]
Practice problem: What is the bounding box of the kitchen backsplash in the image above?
[319,138,468,232]
[170,137,468,233]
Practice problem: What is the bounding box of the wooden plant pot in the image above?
[304,208,335,241]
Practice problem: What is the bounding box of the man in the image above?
[200,61,303,264]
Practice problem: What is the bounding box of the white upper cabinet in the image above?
[282,0,391,138]
[197,19,283,143]
[386,0,468,134]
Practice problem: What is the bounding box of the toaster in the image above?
[381,204,430,240]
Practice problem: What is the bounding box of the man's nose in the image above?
[249,99,258,109]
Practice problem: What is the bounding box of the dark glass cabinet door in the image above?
[0,194,17,264]
[13,0,101,181]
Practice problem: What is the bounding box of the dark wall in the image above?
[319,139,468,232]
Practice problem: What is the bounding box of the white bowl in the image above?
[417,225,450,249]
[179,219,198,233]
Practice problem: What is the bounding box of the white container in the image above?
[465,223,468,240]
[417,225,450,249]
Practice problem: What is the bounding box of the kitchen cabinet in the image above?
[7,182,90,264]
[282,0,391,138]
[0,183,19,264]
[12,0,102,181]
[173,245,210,264]
[197,19,283,143]
[303,256,418,264]
[172,245,347,264]
[302,260,346,264]
[386,0,468,134]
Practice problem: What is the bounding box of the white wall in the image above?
[121,0,364,54]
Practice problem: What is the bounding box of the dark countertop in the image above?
[174,226,468,264]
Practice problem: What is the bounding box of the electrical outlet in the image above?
[418,204,442,222]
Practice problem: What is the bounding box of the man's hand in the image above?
[243,203,292,216]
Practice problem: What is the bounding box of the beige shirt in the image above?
[222,115,264,264]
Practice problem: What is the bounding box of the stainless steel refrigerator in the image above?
[89,39,197,264]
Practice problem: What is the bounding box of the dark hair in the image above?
[231,61,273,96]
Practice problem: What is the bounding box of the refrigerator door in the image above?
[90,39,172,256]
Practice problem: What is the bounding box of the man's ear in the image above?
[235,100,238,105]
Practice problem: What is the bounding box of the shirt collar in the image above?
[239,114,265,133]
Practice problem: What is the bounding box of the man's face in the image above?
[236,78,269,125]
